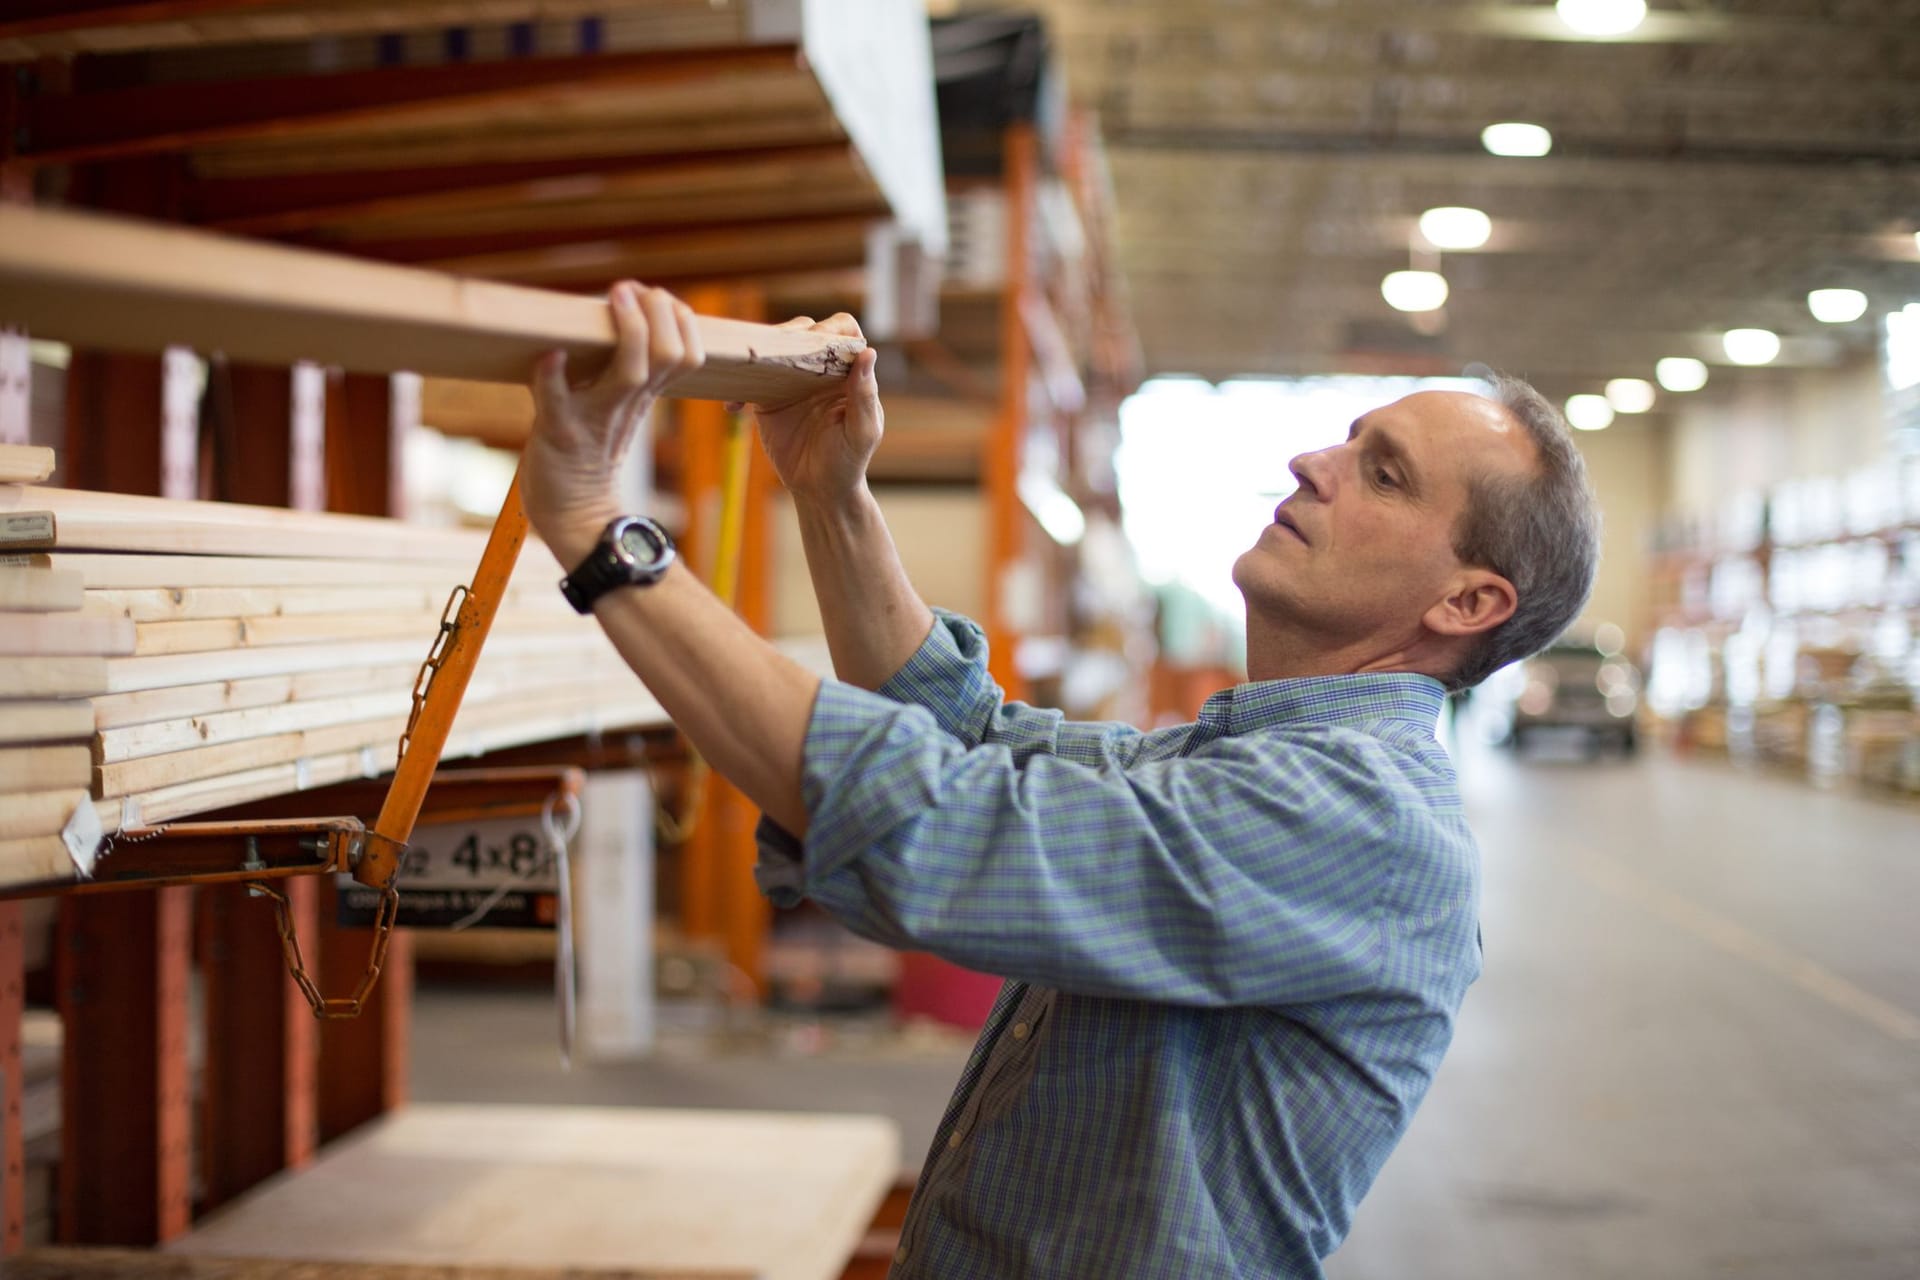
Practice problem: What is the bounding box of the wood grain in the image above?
[0,744,91,793]
[0,205,865,399]
[0,565,85,611]
[0,444,55,484]
[0,788,91,839]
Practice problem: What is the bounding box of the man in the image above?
[520,283,1601,1277]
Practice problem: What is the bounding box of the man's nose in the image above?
[1289,446,1333,498]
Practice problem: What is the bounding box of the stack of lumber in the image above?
[0,469,673,892]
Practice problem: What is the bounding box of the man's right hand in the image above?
[742,313,882,505]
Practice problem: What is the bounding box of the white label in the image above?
[403,814,557,891]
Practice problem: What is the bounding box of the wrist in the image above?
[791,481,877,527]
[545,509,621,570]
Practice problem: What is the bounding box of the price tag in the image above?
[402,815,559,891]
[335,814,560,930]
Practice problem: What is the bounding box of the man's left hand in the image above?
[523,280,705,567]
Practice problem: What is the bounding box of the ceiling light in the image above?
[1381,270,1449,313]
[1555,0,1648,37]
[1605,378,1656,414]
[1481,122,1553,157]
[1656,357,1709,393]
[1417,207,1492,251]
[1723,328,1781,366]
[1807,288,1868,324]
[1565,394,1615,431]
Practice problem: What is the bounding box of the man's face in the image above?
[1232,390,1538,652]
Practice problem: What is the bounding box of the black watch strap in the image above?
[559,515,675,614]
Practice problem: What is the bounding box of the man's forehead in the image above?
[1363,390,1519,436]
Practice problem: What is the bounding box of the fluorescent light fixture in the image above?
[1604,378,1656,414]
[1723,328,1781,366]
[1381,270,1449,313]
[1807,288,1868,324]
[1656,358,1709,392]
[1556,0,1648,36]
[1417,206,1492,251]
[1481,122,1553,157]
[1565,394,1615,431]
[1017,470,1086,546]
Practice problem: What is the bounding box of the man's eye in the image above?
[1375,468,1398,488]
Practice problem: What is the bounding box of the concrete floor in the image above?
[413,745,1920,1279]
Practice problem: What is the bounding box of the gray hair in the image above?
[1444,372,1602,691]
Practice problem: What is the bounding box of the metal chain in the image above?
[93,820,175,864]
[395,583,468,769]
[250,878,401,1020]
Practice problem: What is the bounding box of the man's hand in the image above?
[523,280,705,567]
[740,313,882,506]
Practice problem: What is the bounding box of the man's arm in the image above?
[520,283,816,834]
[742,317,934,692]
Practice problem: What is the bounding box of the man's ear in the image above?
[1422,568,1518,639]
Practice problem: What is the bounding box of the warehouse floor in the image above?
[413,744,1920,1280]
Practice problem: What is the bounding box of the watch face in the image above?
[617,523,655,559]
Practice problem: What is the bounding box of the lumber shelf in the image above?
[0,204,865,400]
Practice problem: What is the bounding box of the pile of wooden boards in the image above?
[1,452,672,891]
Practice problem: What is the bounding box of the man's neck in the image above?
[1244,619,1444,685]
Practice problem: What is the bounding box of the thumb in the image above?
[849,348,883,429]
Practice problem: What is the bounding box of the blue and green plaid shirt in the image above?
[757,611,1482,1278]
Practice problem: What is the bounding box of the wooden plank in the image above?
[85,584,446,623]
[96,716,413,798]
[129,608,580,658]
[0,700,96,741]
[19,46,809,165]
[0,566,84,612]
[193,113,846,182]
[0,486,490,562]
[421,213,876,290]
[0,206,866,399]
[217,142,869,241]
[96,691,412,764]
[0,614,136,656]
[0,446,53,485]
[0,0,742,58]
[11,552,476,590]
[418,378,534,449]
[0,790,90,840]
[0,745,90,793]
[166,1104,898,1280]
[0,836,84,892]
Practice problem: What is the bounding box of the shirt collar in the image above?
[1195,672,1447,738]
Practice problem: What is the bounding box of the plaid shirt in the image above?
[757,611,1482,1278]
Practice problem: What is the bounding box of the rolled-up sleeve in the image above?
[881,609,1149,767]
[756,679,1401,1008]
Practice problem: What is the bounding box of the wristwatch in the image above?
[559,515,677,614]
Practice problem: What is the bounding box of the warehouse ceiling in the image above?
[959,0,1920,398]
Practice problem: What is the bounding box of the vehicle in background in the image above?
[1476,627,1641,758]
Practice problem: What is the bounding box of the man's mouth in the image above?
[1272,507,1306,543]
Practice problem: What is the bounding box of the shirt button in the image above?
[947,1131,963,1148]
[1011,1021,1029,1040]
[895,1246,909,1264]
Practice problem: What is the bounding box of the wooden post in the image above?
[196,358,320,1210]
[0,901,24,1256]
[57,888,194,1245]
[674,284,773,993]
[315,369,412,1141]
[988,124,1036,703]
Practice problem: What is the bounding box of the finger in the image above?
[673,300,705,379]
[815,312,866,339]
[775,315,815,330]
[851,347,883,424]
[608,281,650,390]
[530,350,572,432]
[638,288,685,386]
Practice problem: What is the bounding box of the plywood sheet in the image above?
[172,1105,898,1280]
